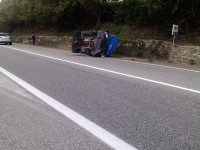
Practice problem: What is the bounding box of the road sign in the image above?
[171,24,178,60]
[172,24,178,36]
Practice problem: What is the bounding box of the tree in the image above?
[80,0,110,29]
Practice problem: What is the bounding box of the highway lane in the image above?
[0,43,200,149]
[0,72,112,150]
[2,43,200,91]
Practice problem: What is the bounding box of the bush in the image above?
[115,27,122,34]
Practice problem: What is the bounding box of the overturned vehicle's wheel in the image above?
[73,31,81,36]
[72,48,81,53]
[72,31,82,53]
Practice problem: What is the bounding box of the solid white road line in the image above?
[0,67,137,150]
[5,44,200,73]
[112,58,200,73]
[1,46,200,94]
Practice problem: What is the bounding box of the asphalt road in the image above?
[0,72,112,150]
[0,43,200,150]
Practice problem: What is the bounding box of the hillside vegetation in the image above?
[0,0,200,45]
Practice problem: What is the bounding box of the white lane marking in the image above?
[1,46,200,94]
[4,44,200,73]
[0,67,137,150]
[111,58,200,73]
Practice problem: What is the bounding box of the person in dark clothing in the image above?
[32,34,35,45]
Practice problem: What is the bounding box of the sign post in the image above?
[171,24,178,61]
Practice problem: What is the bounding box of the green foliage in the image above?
[117,33,144,39]
[115,27,122,34]
[11,32,31,36]
[104,23,116,29]
[132,33,144,38]
[65,31,73,36]
[112,0,200,32]
[0,0,199,34]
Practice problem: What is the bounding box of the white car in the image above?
[0,33,12,45]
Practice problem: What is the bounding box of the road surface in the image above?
[0,43,200,150]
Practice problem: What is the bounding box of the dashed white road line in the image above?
[0,66,137,150]
[1,45,200,94]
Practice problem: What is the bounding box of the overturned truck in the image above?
[72,30,118,57]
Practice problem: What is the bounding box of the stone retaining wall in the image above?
[12,36,72,49]
[12,36,200,65]
[113,38,200,65]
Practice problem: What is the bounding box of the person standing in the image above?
[32,33,35,45]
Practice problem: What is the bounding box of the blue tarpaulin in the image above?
[102,34,118,56]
